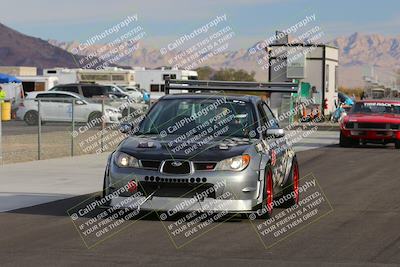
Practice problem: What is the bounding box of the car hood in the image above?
[118,135,257,161]
[346,113,400,124]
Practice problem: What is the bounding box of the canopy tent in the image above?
[0,73,23,108]
[0,73,22,84]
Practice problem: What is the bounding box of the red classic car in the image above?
[340,100,400,148]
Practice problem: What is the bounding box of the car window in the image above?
[36,93,76,103]
[51,86,79,94]
[36,93,62,102]
[61,86,79,94]
[55,93,77,103]
[81,86,105,97]
[138,98,258,138]
[350,102,400,114]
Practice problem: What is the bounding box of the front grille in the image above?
[138,181,215,198]
[345,122,354,129]
[162,160,191,174]
[390,124,400,130]
[194,162,217,171]
[140,160,161,170]
[357,123,386,129]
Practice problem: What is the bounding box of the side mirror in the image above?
[266,128,285,138]
[119,122,135,134]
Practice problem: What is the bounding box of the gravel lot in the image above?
[1,128,124,164]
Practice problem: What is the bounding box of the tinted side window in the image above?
[62,86,79,94]
[81,86,104,97]
[36,93,57,98]
[36,93,62,102]
[104,86,118,93]
[55,93,76,103]
[51,86,79,94]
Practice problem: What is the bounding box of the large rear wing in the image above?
[164,79,299,95]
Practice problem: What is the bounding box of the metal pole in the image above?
[37,99,41,160]
[101,99,105,153]
[127,99,131,119]
[71,99,75,157]
[0,102,3,165]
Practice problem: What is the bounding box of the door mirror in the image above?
[119,122,135,134]
[266,128,285,138]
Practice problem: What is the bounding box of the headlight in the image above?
[114,152,140,168]
[215,155,250,171]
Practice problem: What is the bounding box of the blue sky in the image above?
[1,0,399,49]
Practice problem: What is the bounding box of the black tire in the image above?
[88,112,103,126]
[395,140,400,149]
[24,110,39,126]
[340,132,353,147]
[361,140,367,146]
[122,108,128,118]
[280,157,300,208]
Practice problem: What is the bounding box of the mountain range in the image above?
[1,22,399,88]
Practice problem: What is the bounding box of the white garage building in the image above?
[267,42,339,118]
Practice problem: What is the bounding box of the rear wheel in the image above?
[24,110,39,126]
[88,112,103,126]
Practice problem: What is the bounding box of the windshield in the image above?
[137,98,258,138]
[116,85,128,92]
[350,102,400,114]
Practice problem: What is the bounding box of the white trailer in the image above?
[17,75,59,93]
[133,67,198,99]
[43,67,135,87]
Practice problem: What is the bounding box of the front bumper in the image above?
[104,113,122,123]
[341,129,400,141]
[105,162,263,213]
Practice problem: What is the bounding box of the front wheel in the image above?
[340,132,356,147]
[395,140,400,149]
[281,157,300,208]
[255,164,274,219]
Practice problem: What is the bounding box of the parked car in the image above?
[49,83,127,99]
[109,85,143,102]
[102,89,300,217]
[49,83,147,117]
[17,91,122,125]
[340,100,400,148]
[120,86,150,103]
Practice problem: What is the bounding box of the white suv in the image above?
[17,91,122,125]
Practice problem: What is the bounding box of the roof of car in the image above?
[160,93,260,103]
[56,83,101,86]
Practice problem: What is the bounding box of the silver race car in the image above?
[102,80,300,217]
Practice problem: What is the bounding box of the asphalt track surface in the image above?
[1,145,400,266]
